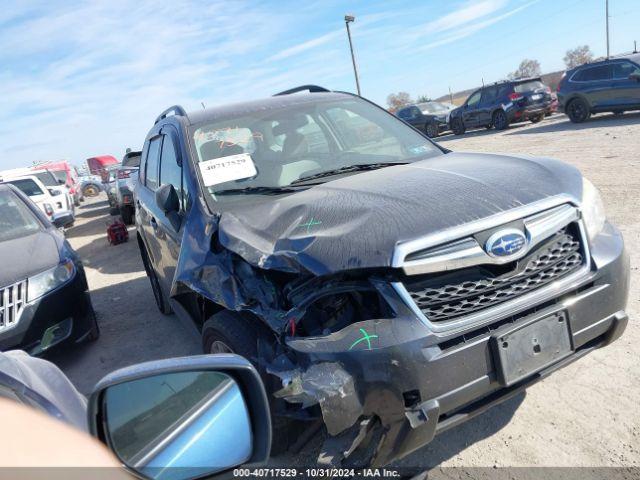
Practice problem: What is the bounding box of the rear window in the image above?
[513,80,545,93]
[0,190,41,242]
[6,179,44,196]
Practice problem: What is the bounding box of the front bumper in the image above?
[283,222,629,466]
[0,265,95,355]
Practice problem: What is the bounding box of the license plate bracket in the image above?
[492,311,572,386]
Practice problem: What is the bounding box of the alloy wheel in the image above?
[210,340,233,354]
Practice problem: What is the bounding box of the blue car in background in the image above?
[557,53,640,123]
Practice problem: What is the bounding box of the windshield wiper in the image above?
[214,185,311,196]
[291,162,409,185]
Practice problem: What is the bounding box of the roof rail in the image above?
[154,105,187,124]
[274,85,331,96]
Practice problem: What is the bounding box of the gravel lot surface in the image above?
[50,112,640,472]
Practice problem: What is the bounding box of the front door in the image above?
[610,61,640,108]
[153,126,186,297]
[462,90,482,127]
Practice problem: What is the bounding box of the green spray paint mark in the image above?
[299,217,322,233]
[349,328,379,351]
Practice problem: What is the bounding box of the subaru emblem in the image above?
[485,228,527,258]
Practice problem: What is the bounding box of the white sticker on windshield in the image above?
[198,153,257,187]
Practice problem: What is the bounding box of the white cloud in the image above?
[267,29,343,61]
[416,0,541,52]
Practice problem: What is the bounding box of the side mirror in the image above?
[155,184,180,214]
[155,184,182,230]
[88,354,271,480]
[629,72,640,82]
[57,179,65,185]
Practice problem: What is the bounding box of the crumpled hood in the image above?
[217,152,582,275]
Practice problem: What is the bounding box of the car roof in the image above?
[572,52,640,71]
[0,174,45,185]
[33,161,70,171]
[181,91,353,126]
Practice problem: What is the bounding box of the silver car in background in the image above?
[114,150,141,224]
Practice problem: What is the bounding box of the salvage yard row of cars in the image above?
[397,51,640,137]
[0,80,633,478]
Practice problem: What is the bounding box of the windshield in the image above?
[191,97,440,200]
[6,179,44,197]
[51,170,68,183]
[32,171,59,187]
[416,102,449,114]
[123,153,141,167]
[0,190,41,242]
[514,80,545,93]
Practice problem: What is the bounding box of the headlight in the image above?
[28,259,75,302]
[581,177,606,242]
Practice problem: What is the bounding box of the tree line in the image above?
[387,45,595,111]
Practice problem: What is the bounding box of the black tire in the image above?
[566,98,590,123]
[530,113,545,124]
[83,295,100,342]
[140,243,172,315]
[493,110,508,130]
[83,184,99,197]
[425,122,439,138]
[451,118,466,135]
[120,206,134,225]
[202,310,303,455]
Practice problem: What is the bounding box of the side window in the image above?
[481,87,498,104]
[612,62,638,79]
[411,107,421,118]
[159,134,183,209]
[397,108,408,119]
[145,137,162,190]
[467,90,481,107]
[574,65,611,81]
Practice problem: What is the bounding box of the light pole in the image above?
[605,0,610,59]
[344,14,361,96]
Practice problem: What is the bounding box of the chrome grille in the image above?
[403,228,583,323]
[0,280,27,332]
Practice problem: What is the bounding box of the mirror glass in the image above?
[103,371,252,480]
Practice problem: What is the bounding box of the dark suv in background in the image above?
[557,53,640,123]
[449,78,553,134]
[396,101,454,138]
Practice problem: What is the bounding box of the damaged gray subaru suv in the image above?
[135,85,629,466]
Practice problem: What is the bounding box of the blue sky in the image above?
[1,0,638,169]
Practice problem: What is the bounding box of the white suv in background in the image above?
[0,173,75,228]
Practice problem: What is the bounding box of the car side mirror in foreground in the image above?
[155,183,180,214]
[155,183,182,230]
[88,355,271,480]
